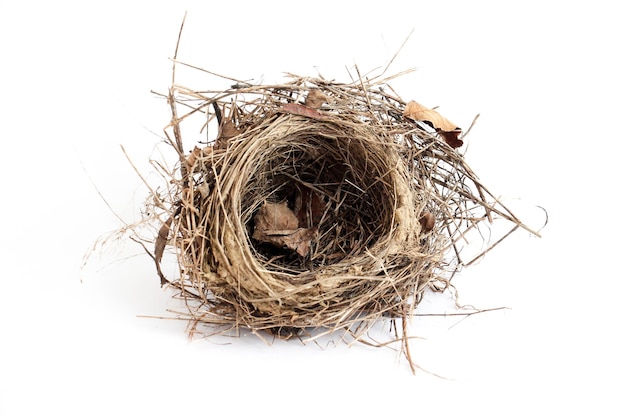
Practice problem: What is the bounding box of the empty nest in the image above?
[136,60,536,372]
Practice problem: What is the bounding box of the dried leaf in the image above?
[294,185,326,228]
[279,226,318,256]
[403,100,457,131]
[186,146,213,170]
[186,146,203,168]
[419,211,435,234]
[155,216,174,286]
[253,201,299,238]
[218,119,239,141]
[403,100,463,148]
[304,89,326,109]
[213,102,241,149]
[282,103,327,120]
[252,201,318,256]
[438,130,463,149]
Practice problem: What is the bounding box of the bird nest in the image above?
[133,59,536,372]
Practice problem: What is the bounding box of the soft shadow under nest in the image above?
[138,65,537,371]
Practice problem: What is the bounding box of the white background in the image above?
[1,1,624,416]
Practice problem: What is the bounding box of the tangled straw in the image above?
[131,57,538,373]
[117,15,541,374]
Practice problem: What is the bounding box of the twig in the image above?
[167,13,189,189]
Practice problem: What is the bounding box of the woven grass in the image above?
[122,25,541,373]
[133,58,538,372]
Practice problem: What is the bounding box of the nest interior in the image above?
[145,66,534,355]
[200,105,427,324]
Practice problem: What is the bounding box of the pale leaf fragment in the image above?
[403,100,463,148]
[282,103,327,120]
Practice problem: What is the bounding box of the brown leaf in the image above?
[155,216,173,286]
[294,185,326,228]
[282,103,327,120]
[304,89,326,109]
[186,146,202,168]
[279,227,318,256]
[213,102,241,149]
[252,201,318,256]
[419,211,435,234]
[438,130,463,149]
[403,100,457,131]
[218,119,239,141]
[403,100,463,148]
[252,201,299,239]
